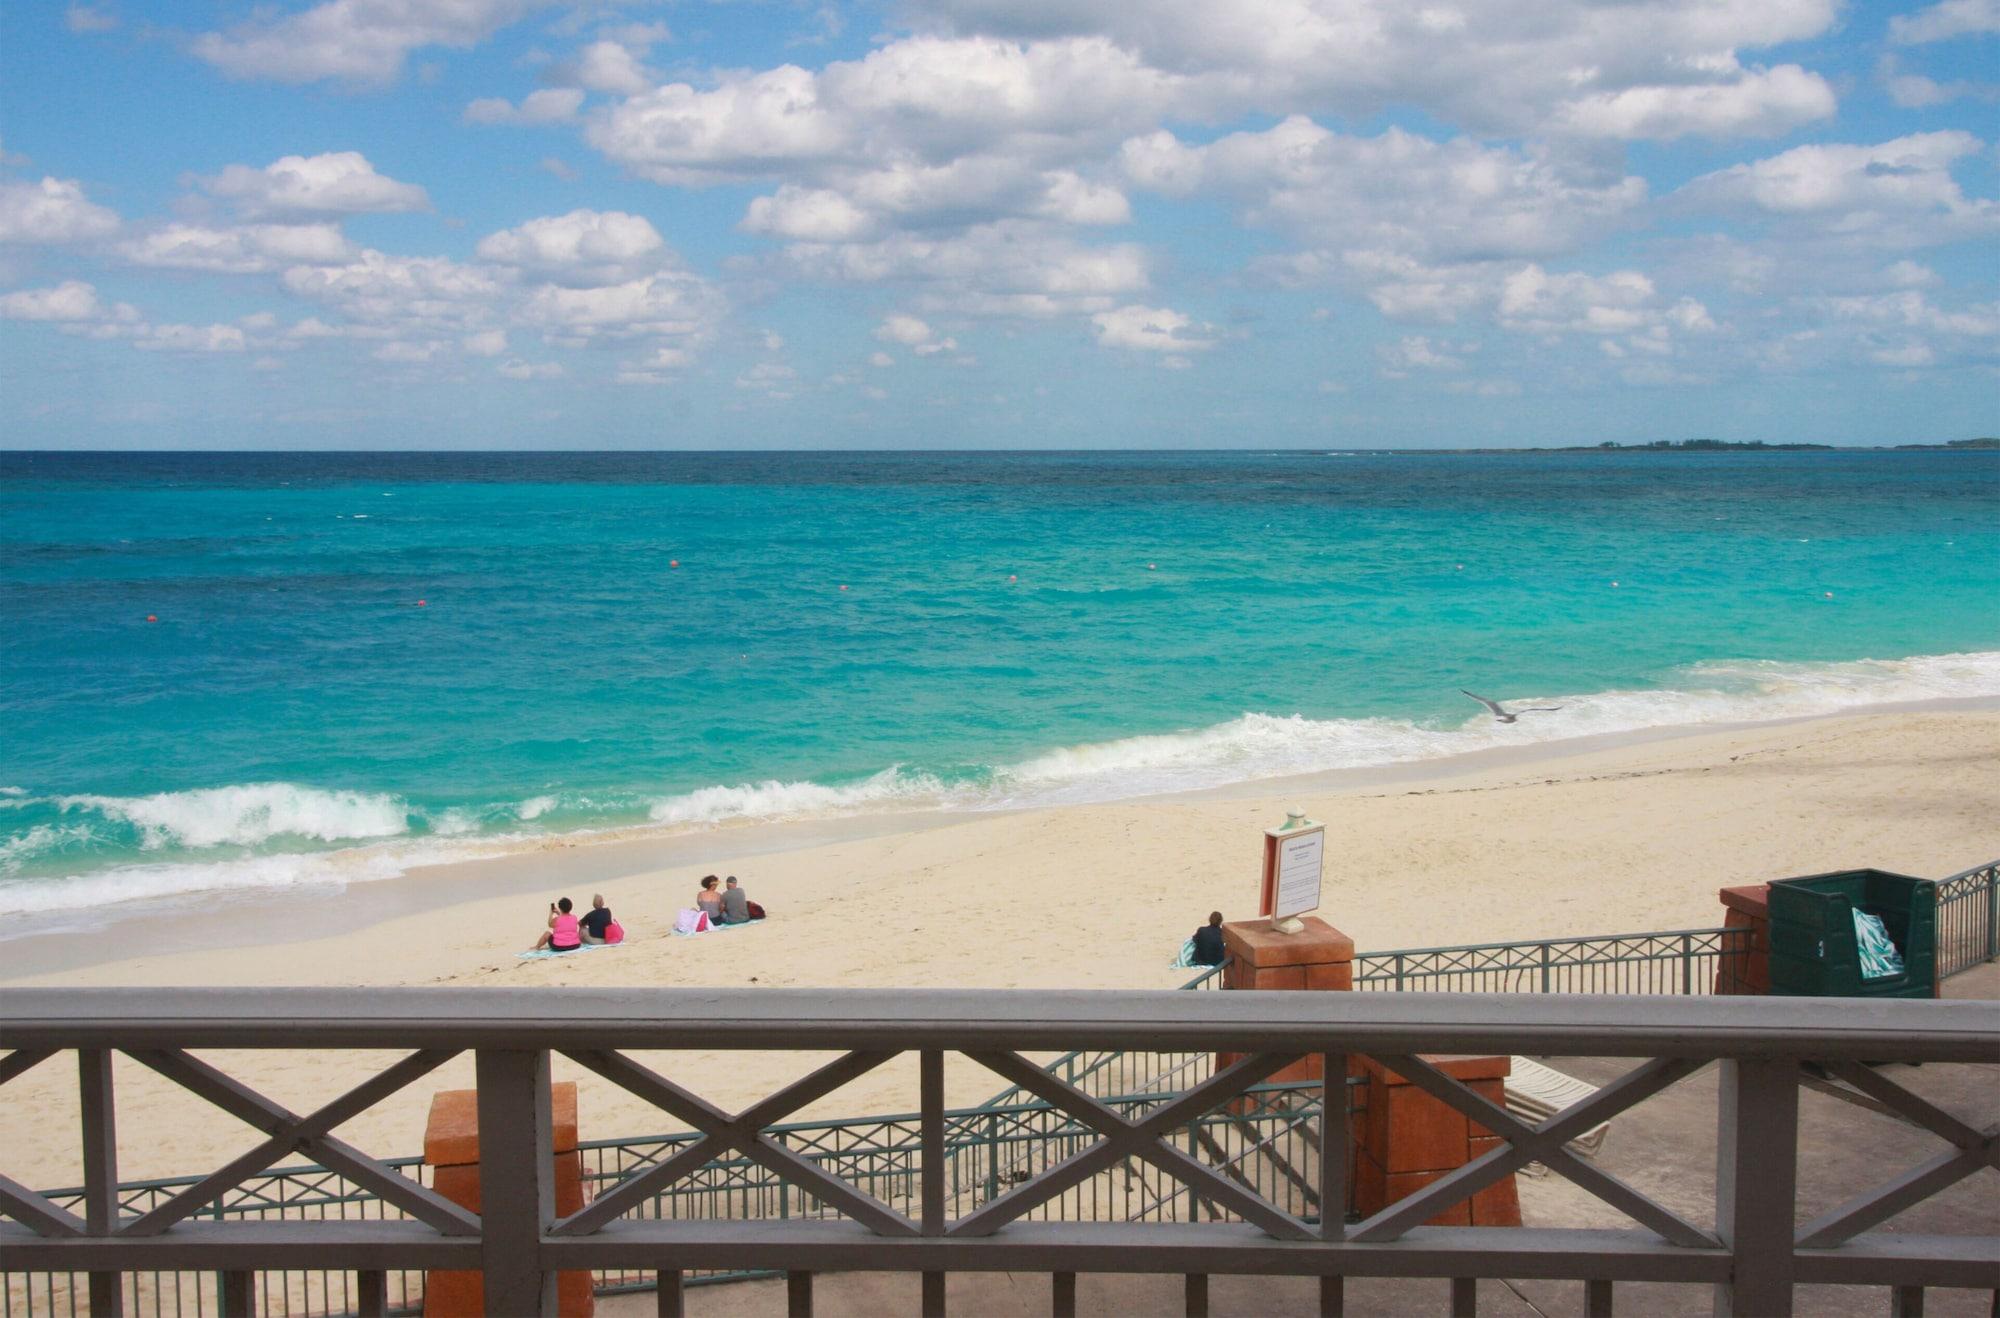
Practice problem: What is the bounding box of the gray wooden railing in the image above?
[1,987,1994,1317]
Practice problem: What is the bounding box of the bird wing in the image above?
[1515,705,1565,714]
[1460,689,1507,715]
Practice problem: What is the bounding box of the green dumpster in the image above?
[1766,869,1937,999]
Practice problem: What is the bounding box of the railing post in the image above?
[1539,944,1552,994]
[921,1047,947,1318]
[1681,933,1695,996]
[79,1047,124,1317]
[474,1048,555,1317]
[1986,867,1998,964]
[1713,1058,1798,1317]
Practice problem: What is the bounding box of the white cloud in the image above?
[869,351,895,367]
[1553,63,1834,141]
[1889,0,2000,43]
[0,280,137,323]
[203,152,429,221]
[876,314,934,345]
[516,271,716,338]
[192,0,550,85]
[282,249,501,330]
[776,219,1148,317]
[910,0,1838,141]
[1679,132,1999,248]
[476,209,666,286]
[463,329,508,357]
[0,176,120,244]
[464,89,585,125]
[1378,335,1463,372]
[65,5,116,33]
[119,222,354,273]
[498,359,565,379]
[133,323,247,353]
[1821,290,2000,338]
[547,40,652,96]
[1499,265,1662,334]
[1091,303,1213,352]
[1122,119,1645,265]
[372,339,448,363]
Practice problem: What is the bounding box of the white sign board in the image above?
[1260,823,1325,920]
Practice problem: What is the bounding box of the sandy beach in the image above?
[4,705,1995,1195]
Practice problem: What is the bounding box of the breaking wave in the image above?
[2,649,1994,917]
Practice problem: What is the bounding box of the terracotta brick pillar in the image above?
[1219,915,1519,1229]
[423,1081,594,1317]
[1352,1055,1520,1227]
[1717,884,1772,995]
[1218,917,1354,1085]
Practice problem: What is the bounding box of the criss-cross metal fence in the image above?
[5,1076,1323,1318]
[1352,927,1745,995]
[1936,859,1999,980]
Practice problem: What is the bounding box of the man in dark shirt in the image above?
[579,893,615,943]
[1192,910,1227,966]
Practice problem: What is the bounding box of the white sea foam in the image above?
[645,766,951,826]
[3,650,1994,915]
[55,783,411,850]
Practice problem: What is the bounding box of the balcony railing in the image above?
[2,987,1993,1317]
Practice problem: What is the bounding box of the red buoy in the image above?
[670,560,680,568]
[146,614,157,623]
[839,584,849,591]
[417,599,427,607]
[1008,574,1017,582]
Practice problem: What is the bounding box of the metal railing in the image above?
[8,1078,1324,1317]
[1353,927,1745,995]
[1937,859,1999,980]
[3,987,1994,1317]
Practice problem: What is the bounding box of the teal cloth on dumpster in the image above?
[1853,909,1905,980]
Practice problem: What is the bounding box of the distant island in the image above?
[1485,437,2000,453]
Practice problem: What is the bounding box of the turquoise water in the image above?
[2,449,1995,913]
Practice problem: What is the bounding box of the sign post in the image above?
[1258,808,1325,934]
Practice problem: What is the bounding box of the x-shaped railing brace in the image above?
[119,1048,477,1237]
[953,1049,1315,1240]
[1349,1054,1716,1247]
[556,1049,917,1236]
[1796,1060,2000,1248]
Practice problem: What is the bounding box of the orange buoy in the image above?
[670,559,680,568]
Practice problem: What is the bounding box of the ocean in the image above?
[2,449,1995,919]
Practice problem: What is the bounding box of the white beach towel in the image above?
[1506,1055,1611,1175]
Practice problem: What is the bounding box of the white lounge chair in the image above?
[1506,1056,1610,1174]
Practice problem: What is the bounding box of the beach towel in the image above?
[1170,938,1199,969]
[675,909,712,935]
[516,943,614,961]
[1853,910,1905,980]
[672,914,765,937]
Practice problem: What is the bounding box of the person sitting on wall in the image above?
[530,897,583,952]
[696,875,726,924]
[1191,911,1227,966]
[578,893,615,944]
[720,875,752,924]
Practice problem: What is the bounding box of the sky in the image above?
[0,0,1996,450]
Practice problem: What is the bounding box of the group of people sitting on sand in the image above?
[527,874,767,951]
[694,874,761,926]
[528,893,622,952]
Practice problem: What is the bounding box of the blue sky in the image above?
[1,0,1995,449]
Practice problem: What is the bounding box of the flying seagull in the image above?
[1461,689,1565,724]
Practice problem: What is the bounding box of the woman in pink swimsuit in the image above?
[530,896,584,952]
